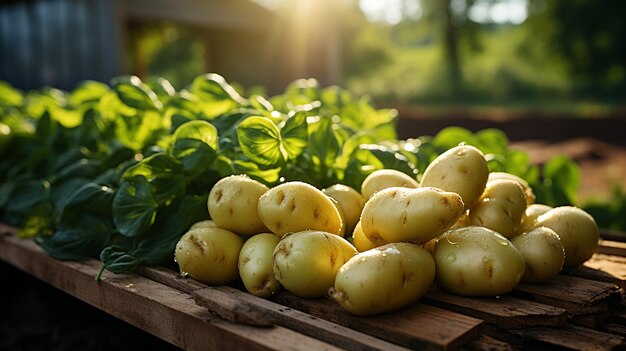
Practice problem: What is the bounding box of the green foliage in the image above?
[583,186,626,232]
[0,73,612,279]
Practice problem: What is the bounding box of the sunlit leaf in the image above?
[122,153,185,204]
[0,81,24,107]
[172,120,218,174]
[280,112,308,159]
[112,75,162,111]
[237,116,285,167]
[192,73,243,117]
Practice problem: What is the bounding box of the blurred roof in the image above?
[124,0,274,30]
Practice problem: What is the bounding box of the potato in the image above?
[360,169,419,200]
[272,230,357,298]
[208,175,269,235]
[258,182,344,237]
[361,187,464,246]
[469,179,527,238]
[323,184,365,234]
[420,145,489,210]
[435,226,525,296]
[351,221,377,252]
[189,219,217,231]
[511,227,565,284]
[238,233,282,297]
[517,204,553,234]
[535,206,599,267]
[175,227,244,285]
[329,243,435,316]
[488,172,535,206]
[450,211,470,230]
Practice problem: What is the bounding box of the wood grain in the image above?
[143,267,412,351]
[423,287,568,329]
[271,291,483,351]
[0,235,341,351]
[514,275,621,314]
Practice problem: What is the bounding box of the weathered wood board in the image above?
[1,226,625,351]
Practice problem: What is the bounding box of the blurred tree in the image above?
[525,0,626,97]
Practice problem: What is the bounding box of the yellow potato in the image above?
[323,184,365,234]
[361,187,464,245]
[450,211,470,230]
[238,233,282,297]
[517,204,553,235]
[511,227,565,284]
[488,172,535,206]
[258,181,344,237]
[535,206,599,267]
[208,175,269,235]
[175,227,244,285]
[272,230,357,298]
[420,145,489,210]
[329,243,435,316]
[188,219,217,231]
[435,226,525,296]
[469,179,527,238]
[351,221,377,252]
[360,169,419,200]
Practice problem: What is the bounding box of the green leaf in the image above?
[0,81,24,107]
[171,120,218,174]
[123,153,185,204]
[113,177,158,237]
[475,129,509,154]
[542,155,581,206]
[114,110,165,151]
[232,160,281,185]
[192,73,242,117]
[6,180,50,213]
[37,219,112,260]
[280,112,308,159]
[59,183,115,220]
[237,116,285,167]
[432,127,476,151]
[69,80,109,106]
[132,194,209,266]
[112,75,162,111]
[308,117,340,168]
[100,246,142,274]
[145,77,176,98]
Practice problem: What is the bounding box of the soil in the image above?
[511,138,626,202]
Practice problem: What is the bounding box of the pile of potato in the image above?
[174,144,600,316]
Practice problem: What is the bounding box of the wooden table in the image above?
[1,227,625,350]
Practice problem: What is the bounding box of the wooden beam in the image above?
[0,235,341,351]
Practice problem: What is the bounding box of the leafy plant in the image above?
[0,74,602,279]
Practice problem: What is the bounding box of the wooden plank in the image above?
[584,253,626,284]
[598,240,626,257]
[0,235,341,351]
[514,275,621,315]
[143,267,411,351]
[603,323,626,338]
[423,288,568,329]
[601,229,626,243]
[271,291,483,351]
[505,324,626,351]
[460,335,516,351]
[564,253,626,290]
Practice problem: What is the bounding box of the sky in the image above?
[359,0,529,25]
[252,0,529,26]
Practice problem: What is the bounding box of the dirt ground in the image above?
[512,138,626,203]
